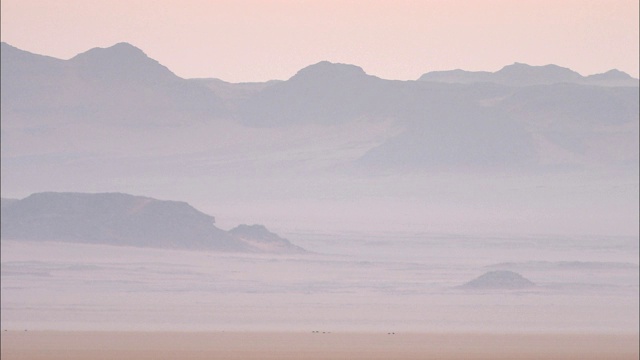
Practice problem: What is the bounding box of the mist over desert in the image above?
[1,1,639,358]
[2,229,638,358]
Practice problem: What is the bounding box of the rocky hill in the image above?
[0,192,303,253]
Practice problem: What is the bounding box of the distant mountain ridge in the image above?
[239,61,388,126]
[1,42,227,128]
[419,62,639,87]
[1,42,638,180]
[0,192,304,253]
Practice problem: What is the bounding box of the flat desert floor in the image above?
[2,232,638,359]
[1,331,638,360]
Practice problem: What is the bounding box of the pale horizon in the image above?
[2,0,638,83]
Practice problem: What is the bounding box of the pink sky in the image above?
[1,0,638,82]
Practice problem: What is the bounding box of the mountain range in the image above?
[2,41,637,175]
[1,42,638,236]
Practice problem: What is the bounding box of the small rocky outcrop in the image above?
[459,270,536,290]
[229,224,306,253]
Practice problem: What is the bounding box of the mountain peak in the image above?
[496,62,583,84]
[69,42,179,82]
[583,69,639,86]
[290,61,369,82]
[589,69,635,80]
[71,42,150,61]
[111,42,143,50]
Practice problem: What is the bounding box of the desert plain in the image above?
[2,330,639,360]
[2,231,638,359]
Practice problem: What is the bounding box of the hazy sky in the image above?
[1,0,638,82]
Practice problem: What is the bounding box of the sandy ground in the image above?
[1,331,638,360]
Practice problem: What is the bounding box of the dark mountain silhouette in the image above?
[494,63,583,86]
[459,270,536,289]
[0,192,303,253]
[68,42,180,83]
[1,42,227,128]
[585,69,640,87]
[419,62,639,87]
[236,59,637,171]
[292,61,369,83]
[239,61,391,126]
